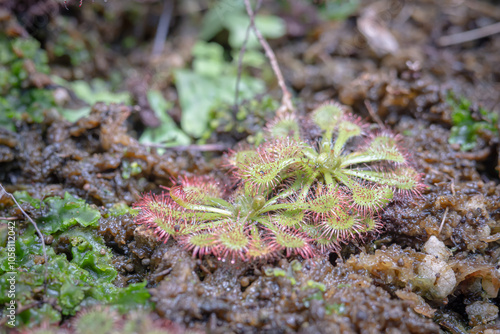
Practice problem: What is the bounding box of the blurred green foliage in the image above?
[0,35,56,131]
[138,90,191,150]
[49,17,92,67]
[447,93,498,151]
[54,77,132,122]
[175,41,265,138]
[315,0,360,20]
[107,202,139,217]
[121,161,143,180]
[174,1,287,138]
[0,192,150,328]
[200,1,286,49]
[0,32,130,129]
[203,95,279,144]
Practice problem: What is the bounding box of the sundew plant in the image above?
[134,102,422,262]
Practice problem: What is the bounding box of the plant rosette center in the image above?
[134,101,422,261]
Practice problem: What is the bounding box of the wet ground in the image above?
[1,0,500,333]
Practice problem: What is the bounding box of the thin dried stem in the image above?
[438,21,500,47]
[438,207,449,235]
[364,100,384,128]
[152,267,172,278]
[235,0,262,107]
[244,0,294,115]
[142,142,227,151]
[0,183,48,289]
[151,0,174,57]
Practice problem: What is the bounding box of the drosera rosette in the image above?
[133,101,423,262]
[134,174,319,262]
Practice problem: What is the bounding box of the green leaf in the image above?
[338,174,393,212]
[175,69,264,138]
[39,192,101,234]
[267,114,301,141]
[107,281,151,313]
[14,191,43,209]
[108,203,138,217]
[333,120,362,154]
[59,107,92,123]
[60,281,87,312]
[71,79,131,106]
[11,38,40,59]
[192,41,225,77]
[319,0,360,21]
[273,209,305,227]
[52,77,132,122]
[60,228,117,282]
[341,136,406,167]
[200,3,286,49]
[199,0,244,41]
[216,224,250,259]
[319,208,362,240]
[343,166,420,191]
[233,49,266,68]
[17,303,61,328]
[0,198,150,328]
[226,14,286,49]
[139,90,191,150]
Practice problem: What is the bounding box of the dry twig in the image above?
[142,142,227,152]
[438,207,449,235]
[0,184,47,263]
[0,183,48,291]
[438,21,500,47]
[0,217,20,221]
[243,0,294,115]
[152,267,172,278]
[235,0,263,107]
[151,0,174,57]
[364,100,384,128]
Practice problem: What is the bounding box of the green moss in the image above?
[326,303,346,315]
[0,35,56,131]
[107,203,139,217]
[447,92,498,151]
[304,280,326,292]
[15,192,101,234]
[121,161,142,180]
[50,17,91,67]
[0,192,151,328]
